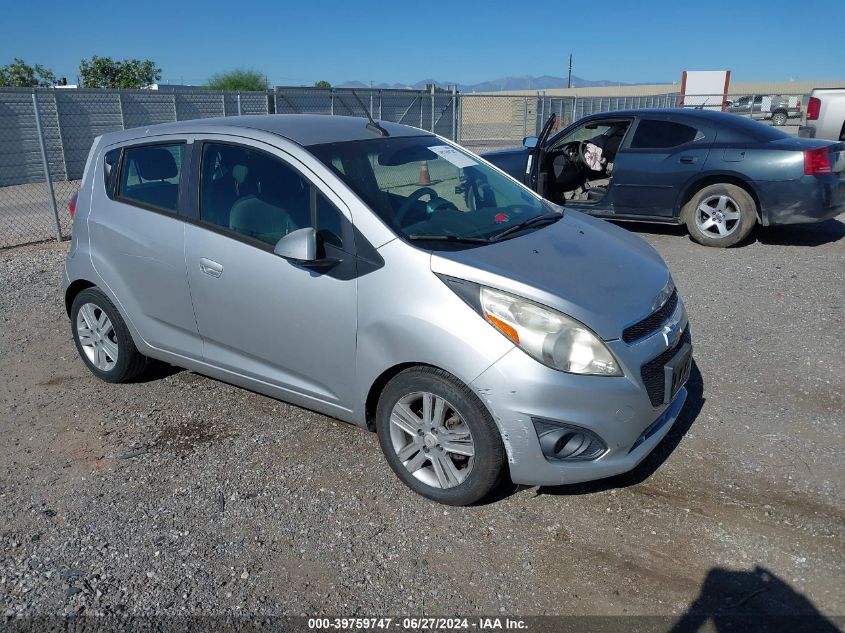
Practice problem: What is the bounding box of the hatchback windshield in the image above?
[310,136,559,247]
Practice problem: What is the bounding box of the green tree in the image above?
[314,80,331,89]
[79,56,161,88]
[206,69,267,91]
[0,58,55,87]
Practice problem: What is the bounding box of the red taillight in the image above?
[69,191,78,217]
[806,97,821,121]
[804,147,832,175]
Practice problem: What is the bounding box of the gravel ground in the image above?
[1,218,843,623]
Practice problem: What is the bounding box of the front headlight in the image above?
[480,287,621,376]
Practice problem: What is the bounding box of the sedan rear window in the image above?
[719,114,790,141]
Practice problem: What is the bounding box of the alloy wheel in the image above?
[389,392,475,489]
[695,194,742,238]
[76,302,119,371]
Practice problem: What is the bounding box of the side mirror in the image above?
[522,136,538,149]
[274,227,317,262]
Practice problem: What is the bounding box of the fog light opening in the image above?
[532,419,607,462]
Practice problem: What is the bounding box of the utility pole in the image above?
[567,53,573,89]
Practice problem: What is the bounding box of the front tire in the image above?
[71,288,147,383]
[683,183,757,247]
[375,367,506,506]
[771,110,788,126]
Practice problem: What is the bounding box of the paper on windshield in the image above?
[428,145,478,168]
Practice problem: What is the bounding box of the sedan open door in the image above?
[526,113,558,196]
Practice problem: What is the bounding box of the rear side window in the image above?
[630,120,701,149]
[103,148,120,199]
[118,143,183,212]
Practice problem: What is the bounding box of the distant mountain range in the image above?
[336,75,665,92]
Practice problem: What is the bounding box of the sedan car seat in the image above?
[123,147,179,210]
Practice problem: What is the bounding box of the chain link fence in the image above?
[0,86,459,248]
[0,85,813,249]
[456,91,809,153]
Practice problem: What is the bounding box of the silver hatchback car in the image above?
[63,114,692,505]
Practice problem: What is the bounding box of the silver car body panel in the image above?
[64,114,691,486]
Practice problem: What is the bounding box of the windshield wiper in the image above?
[491,213,561,241]
[406,233,491,244]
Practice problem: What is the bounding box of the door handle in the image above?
[679,156,698,164]
[199,258,223,278]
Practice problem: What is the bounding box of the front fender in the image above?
[352,241,513,424]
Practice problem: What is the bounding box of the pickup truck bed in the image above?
[800,88,845,141]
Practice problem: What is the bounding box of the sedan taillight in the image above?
[806,97,821,121]
[69,191,78,217]
[804,147,832,175]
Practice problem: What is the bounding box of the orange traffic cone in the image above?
[418,160,431,185]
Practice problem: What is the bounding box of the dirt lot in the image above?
[1,218,843,624]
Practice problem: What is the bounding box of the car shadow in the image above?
[130,360,184,383]
[609,217,845,248]
[608,220,689,239]
[527,359,705,499]
[668,566,841,632]
[754,218,845,247]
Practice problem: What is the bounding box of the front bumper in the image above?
[471,310,691,487]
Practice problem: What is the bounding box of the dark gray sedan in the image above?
[482,109,845,246]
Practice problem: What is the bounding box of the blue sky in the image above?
[3,0,843,86]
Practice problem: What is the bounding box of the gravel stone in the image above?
[0,218,843,617]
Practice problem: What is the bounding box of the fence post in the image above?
[117,92,126,130]
[451,85,457,141]
[523,96,528,138]
[330,89,334,116]
[539,92,544,132]
[32,91,62,242]
[379,90,383,120]
[237,92,242,116]
[430,85,435,132]
[456,93,462,144]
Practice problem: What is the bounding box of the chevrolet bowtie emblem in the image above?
[663,321,682,348]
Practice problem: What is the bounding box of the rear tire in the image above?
[71,288,147,383]
[771,110,788,126]
[375,367,506,506]
[683,183,757,248]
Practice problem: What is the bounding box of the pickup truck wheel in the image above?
[683,183,756,248]
[771,111,788,126]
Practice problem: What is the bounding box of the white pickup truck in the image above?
[799,88,845,141]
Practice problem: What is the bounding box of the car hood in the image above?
[429,211,672,340]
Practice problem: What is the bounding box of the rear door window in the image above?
[118,143,184,212]
[630,120,702,149]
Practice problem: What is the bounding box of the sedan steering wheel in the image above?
[577,139,591,165]
[394,187,440,226]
